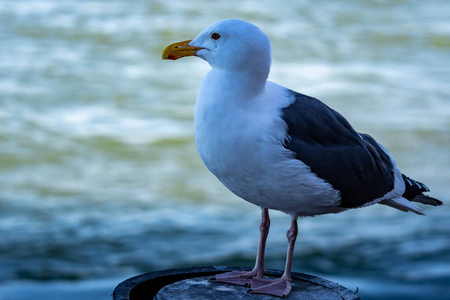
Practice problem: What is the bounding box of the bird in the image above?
[162,19,442,298]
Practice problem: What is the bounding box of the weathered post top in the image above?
[113,266,360,300]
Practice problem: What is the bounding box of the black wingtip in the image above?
[411,195,443,206]
[402,174,431,199]
[401,174,443,207]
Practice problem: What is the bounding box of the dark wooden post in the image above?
[113,266,360,299]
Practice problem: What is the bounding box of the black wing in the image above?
[281,91,395,208]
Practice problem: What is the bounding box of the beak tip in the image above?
[162,39,198,61]
[161,52,176,60]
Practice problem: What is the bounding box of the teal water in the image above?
[1,1,449,299]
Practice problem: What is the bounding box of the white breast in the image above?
[194,71,342,216]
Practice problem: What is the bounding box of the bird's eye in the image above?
[211,33,221,40]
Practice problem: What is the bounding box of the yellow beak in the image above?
[162,39,203,60]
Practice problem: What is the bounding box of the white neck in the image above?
[204,68,268,100]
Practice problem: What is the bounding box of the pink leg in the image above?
[249,216,298,298]
[211,208,270,286]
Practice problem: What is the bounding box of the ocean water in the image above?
[0,1,449,299]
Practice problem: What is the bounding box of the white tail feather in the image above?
[379,197,425,215]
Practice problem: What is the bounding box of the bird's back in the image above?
[281,91,398,208]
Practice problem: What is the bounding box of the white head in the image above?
[162,19,272,80]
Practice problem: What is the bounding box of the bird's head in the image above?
[162,19,271,76]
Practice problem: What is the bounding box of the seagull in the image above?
[162,19,442,298]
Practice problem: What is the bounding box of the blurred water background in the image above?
[1,1,449,299]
